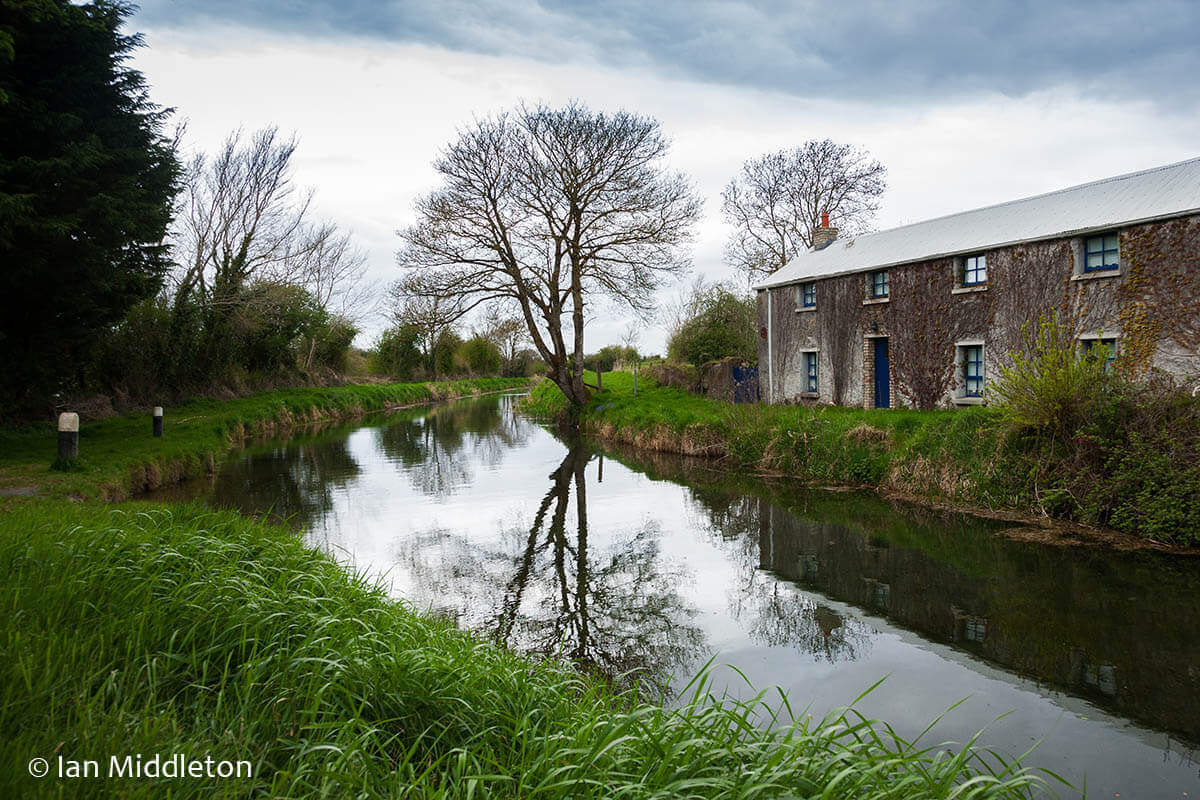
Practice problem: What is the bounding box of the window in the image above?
[964,616,988,644]
[962,254,987,286]
[1082,337,1118,371]
[800,281,816,308]
[804,351,818,393]
[963,345,984,397]
[870,270,889,298]
[1083,233,1119,272]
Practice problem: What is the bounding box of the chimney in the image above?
[812,211,838,251]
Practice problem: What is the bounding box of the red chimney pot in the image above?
[821,212,830,227]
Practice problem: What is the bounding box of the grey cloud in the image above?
[134,0,1200,104]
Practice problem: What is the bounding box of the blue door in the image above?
[873,339,890,408]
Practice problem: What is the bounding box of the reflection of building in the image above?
[797,554,819,581]
[863,578,890,612]
[754,496,1200,745]
[951,606,988,644]
[1070,649,1118,698]
[813,605,842,640]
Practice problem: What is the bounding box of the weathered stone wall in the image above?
[758,214,1200,408]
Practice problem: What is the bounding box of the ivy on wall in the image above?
[882,260,980,409]
[1118,218,1200,378]
[763,219,1193,407]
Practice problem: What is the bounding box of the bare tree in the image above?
[389,273,470,378]
[287,228,373,369]
[661,274,712,349]
[172,125,375,373]
[722,139,887,281]
[286,227,373,319]
[173,127,323,310]
[397,102,702,417]
[482,302,531,375]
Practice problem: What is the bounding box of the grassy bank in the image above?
[0,377,529,501]
[522,372,1199,546]
[0,501,1053,799]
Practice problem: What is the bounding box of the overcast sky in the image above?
[129,0,1200,353]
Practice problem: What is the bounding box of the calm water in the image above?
[155,393,1200,798]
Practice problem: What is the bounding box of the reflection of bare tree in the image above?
[398,444,706,695]
[374,394,530,497]
[687,489,874,663]
[729,571,874,662]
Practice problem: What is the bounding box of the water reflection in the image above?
[154,394,1200,795]
[376,396,531,497]
[688,492,873,661]
[208,426,364,524]
[622,444,1200,746]
[397,443,705,694]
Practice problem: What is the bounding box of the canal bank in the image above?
[521,372,1200,550]
[0,383,1067,799]
[0,377,531,502]
[153,392,1200,797]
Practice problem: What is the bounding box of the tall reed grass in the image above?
[0,501,1059,798]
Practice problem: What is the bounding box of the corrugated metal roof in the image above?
[756,156,1200,290]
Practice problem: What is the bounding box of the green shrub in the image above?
[989,314,1116,440]
[434,328,464,377]
[667,286,757,366]
[233,282,324,372]
[458,334,502,375]
[304,314,359,372]
[368,326,424,380]
[1074,383,1200,543]
[584,345,639,373]
[85,296,179,398]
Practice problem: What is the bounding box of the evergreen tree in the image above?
[0,0,178,415]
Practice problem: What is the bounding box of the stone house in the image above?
[754,157,1200,408]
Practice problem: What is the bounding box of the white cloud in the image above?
[133,26,1200,353]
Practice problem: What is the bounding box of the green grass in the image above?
[528,371,1200,544]
[524,373,1012,508]
[0,377,530,501]
[0,501,1057,799]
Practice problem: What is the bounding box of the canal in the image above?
[155,392,1200,798]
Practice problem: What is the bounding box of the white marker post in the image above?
[153,406,163,438]
[58,412,79,460]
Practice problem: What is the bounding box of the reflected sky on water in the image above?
[155,393,1200,798]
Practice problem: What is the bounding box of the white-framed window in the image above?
[964,616,988,643]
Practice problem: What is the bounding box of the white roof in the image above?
[757,156,1200,289]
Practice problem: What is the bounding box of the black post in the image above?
[153,406,163,438]
[58,412,79,460]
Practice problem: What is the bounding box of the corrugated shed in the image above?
[756,156,1200,289]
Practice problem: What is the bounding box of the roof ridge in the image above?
[837,155,1200,246]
